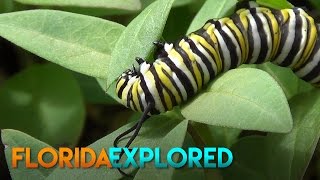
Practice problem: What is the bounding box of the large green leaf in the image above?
[257,63,313,99]
[2,129,57,180]
[0,10,124,79]
[13,0,141,10]
[73,73,116,104]
[141,0,196,8]
[186,0,237,34]
[189,122,241,148]
[0,63,85,147]
[106,0,174,90]
[224,89,320,179]
[182,68,292,133]
[257,0,293,9]
[47,113,185,179]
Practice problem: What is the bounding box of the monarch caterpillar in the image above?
[113,1,320,176]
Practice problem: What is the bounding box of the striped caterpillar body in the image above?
[115,4,320,115]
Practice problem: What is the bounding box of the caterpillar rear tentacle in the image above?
[113,5,320,177]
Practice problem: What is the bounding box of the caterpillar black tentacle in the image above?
[113,104,151,177]
[113,2,320,176]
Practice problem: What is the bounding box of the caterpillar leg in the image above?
[113,103,152,177]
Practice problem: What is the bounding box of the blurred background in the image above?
[1,0,320,179]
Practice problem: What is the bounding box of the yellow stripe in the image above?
[261,8,281,59]
[179,40,203,89]
[131,81,141,112]
[155,62,182,104]
[162,89,172,110]
[189,33,222,73]
[116,78,126,93]
[294,13,318,69]
[239,10,249,30]
[226,19,247,63]
[281,9,290,23]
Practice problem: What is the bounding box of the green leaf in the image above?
[257,63,313,99]
[106,0,174,90]
[73,73,116,104]
[0,0,14,13]
[140,0,196,9]
[0,10,124,79]
[223,136,268,180]
[186,0,237,34]
[224,89,320,179]
[2,129,57,180]
[0,63,85,147]
[181,68,292,133]
[189,122,241,148]
[134,120,188,180]
[47,113,184,179]
[96,78,122,104]
[257,0,293,9]
[13,0,141,11]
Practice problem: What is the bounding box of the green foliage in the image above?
[0,10,124,79]
[224,89,320,179]
[182,68,292,133]
[0,0,319,179]
[14,0,142,11]
[106,0,174,89]
[2,129,57,179]
[0,64,85,147]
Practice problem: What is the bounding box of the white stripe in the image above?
[155,60,188,101]
[296,47,320,78]
[142,73,165,112]
[168,53,198,93]
[274,10,296,65]
[257,12,272,60]
[290,10,308,68]
[214,28,231,71]
[221,22,242,66]
[247,13,261,64]
[189,37,218,76]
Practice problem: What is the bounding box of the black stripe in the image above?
[280,8,303,67]
[262,10,276,59]
[231,13,249,63]
[186,38,216,80]
[174,44,199,88]
[273,10,290,63]
[126,85,138,111]
[150,66,168,111]
[137,89,144,112]
[226,22,244,63]
[193,26,224,71]
[162,57,195,98]
[162,68,184,103]
[155,68,177,108]
[247,13,255,63]
[298,31,320,81]
[301,55,320,82]
[116,78,128,98]
[251,8,268,64]
[140,74,158,114]
[215,20,239,69]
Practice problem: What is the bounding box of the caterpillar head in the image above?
[115,58,153,112]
